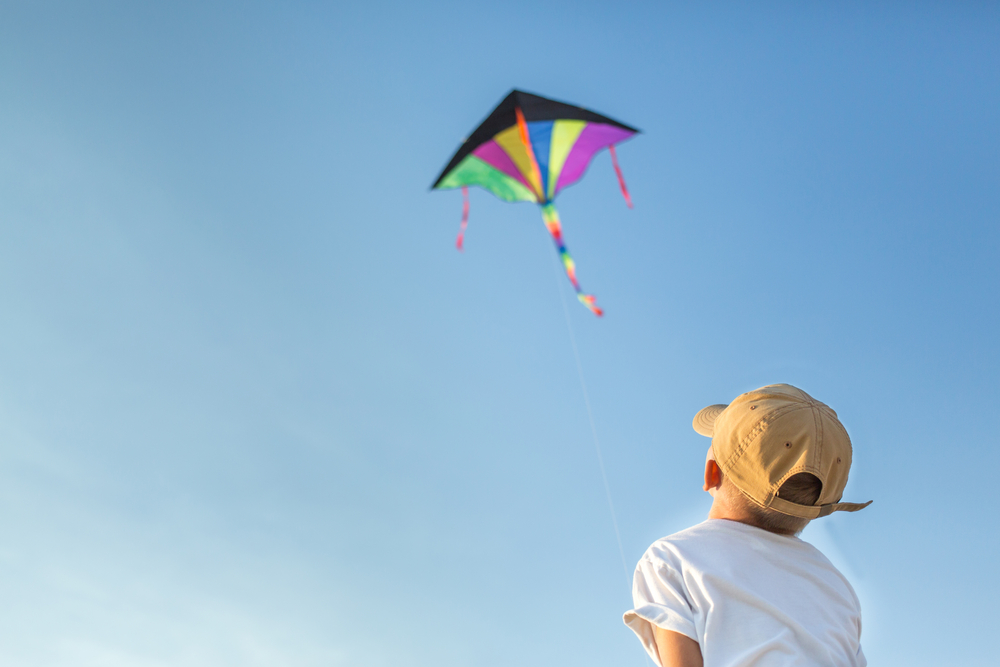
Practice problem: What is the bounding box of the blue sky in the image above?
[0,2,997,665]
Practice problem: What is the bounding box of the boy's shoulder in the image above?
[641,519,836,573]
[648,517,805,546]
[637,519,860,618]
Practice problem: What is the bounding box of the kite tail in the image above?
[541,203,603,317]
[608,145,633,208]
[455,186,470,251]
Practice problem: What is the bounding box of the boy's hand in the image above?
[652,625,703,667]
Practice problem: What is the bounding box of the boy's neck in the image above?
[708,497,752,524]
[707,495,798,536]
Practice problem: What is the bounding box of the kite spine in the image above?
[514,106,545,202]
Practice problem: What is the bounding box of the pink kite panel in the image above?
[473,140,533,193]
[554,124,635,196]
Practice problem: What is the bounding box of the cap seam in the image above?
[719,402,810,473]
[719,419,766,473]
[814,403,824,481]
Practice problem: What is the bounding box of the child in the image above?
[623,384,872,667]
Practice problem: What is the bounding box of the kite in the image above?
[432,90,639,316]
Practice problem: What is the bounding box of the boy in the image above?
[623,384,872,667]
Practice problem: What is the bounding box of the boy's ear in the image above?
[703,459,723,495]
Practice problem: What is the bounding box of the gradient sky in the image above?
[1,2,998,666]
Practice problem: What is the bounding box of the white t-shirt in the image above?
[624,519,866,667]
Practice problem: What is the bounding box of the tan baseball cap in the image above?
[692,384,872,519]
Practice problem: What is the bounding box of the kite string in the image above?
[552,263,653,667]
[550,254,631,593]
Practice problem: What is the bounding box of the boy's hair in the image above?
[724,472,823,536]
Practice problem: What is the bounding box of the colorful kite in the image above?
[432,90,638,316]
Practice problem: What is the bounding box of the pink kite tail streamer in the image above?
[608,145,633,209]
[455,186,469,251]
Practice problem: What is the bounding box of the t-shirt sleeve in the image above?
[622,552,698,666]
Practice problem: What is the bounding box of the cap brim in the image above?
[692,404,728,437]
